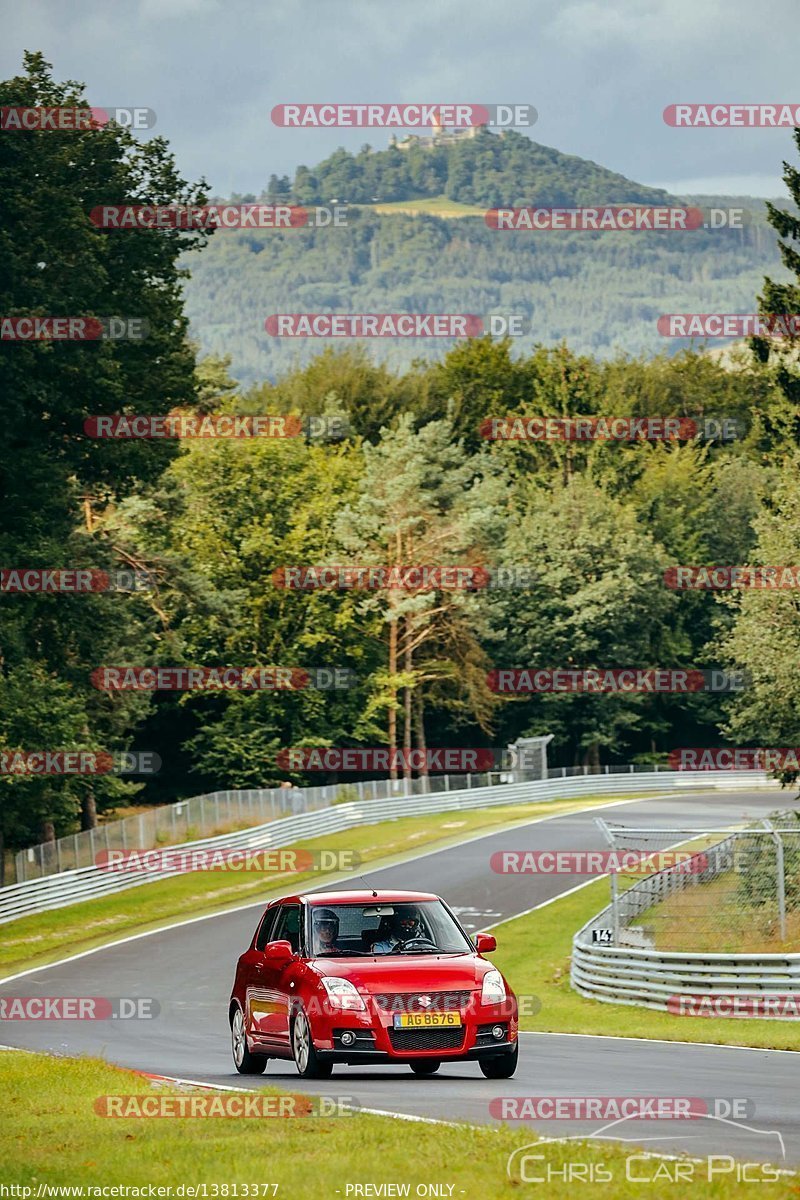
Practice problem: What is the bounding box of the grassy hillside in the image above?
[186,133,790,384]
[183,204,784,385]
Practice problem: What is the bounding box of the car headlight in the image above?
[321,977,366,1011]
[481,969,506,1005]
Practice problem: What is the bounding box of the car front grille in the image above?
[374,990,472,1014]
[388,1026,465,1052]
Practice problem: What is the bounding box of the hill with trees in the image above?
[185,132,787,383]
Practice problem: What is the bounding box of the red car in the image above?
[229,889,519,1079]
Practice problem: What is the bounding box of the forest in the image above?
[2,54,800,861]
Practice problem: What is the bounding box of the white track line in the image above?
[0,793,652,985]
[4,790,791,1057]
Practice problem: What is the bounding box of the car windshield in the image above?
[306,900,473,957]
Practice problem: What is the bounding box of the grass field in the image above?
[0,793,633,979]
[363,195,486,218]
[646,871,800,953]
[1,1050,792,1197]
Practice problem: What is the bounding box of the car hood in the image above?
[309,953,491,990]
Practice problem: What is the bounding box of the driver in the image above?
[312,907,342,955]
[372,904,424,954]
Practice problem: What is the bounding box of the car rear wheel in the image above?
[231,1006,268,1075]
[291,1007,333,1079]
[409,1060,441,1076]
[479,1042,518,1079]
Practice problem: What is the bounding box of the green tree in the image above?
[336,415,506,778]
[0,52,210,846]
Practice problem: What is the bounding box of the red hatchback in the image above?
[229,889,519,1079]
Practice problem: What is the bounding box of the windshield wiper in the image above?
[314,949,371,957]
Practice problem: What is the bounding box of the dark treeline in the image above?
[2,55,800,859]
[264,129,672,208]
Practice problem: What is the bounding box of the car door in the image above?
[250,902,302,1049]
[243,904,281,1041]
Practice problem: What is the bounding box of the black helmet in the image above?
[313,907,339,940]
[311,902,338,940]
[391,904,422,939]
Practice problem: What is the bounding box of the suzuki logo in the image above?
[417,995,432,1008]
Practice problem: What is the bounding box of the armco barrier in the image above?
[571,807,800,1016]
[571,939,800,1013]
[0,770,774,924]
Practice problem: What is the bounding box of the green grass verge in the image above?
[0,794,634,979]
[492,877,800,1051]
[1,1050,786,1197]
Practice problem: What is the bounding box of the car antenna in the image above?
[357,875,379,898]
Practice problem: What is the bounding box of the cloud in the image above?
[1,0,798,194]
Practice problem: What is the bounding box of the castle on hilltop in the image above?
[391,118,484,152]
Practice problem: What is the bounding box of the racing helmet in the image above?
[312,907,339,944]
[391,904,423,940]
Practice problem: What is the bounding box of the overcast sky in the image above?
[2,0,798,198]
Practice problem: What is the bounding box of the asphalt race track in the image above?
[2,789,798,1169]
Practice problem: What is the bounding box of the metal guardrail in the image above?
[0,769,773,924]
[571,813,800,1015]
[571,940,800,1011]
[13,760,765,883]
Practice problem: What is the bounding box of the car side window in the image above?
[255,906,279,951]
[272,904,301,954]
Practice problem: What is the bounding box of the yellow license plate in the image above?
[393,1012,462,1028]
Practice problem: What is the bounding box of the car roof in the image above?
[286,889,440,905]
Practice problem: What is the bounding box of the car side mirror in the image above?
[264,939,294,961]
[475,933,497,954]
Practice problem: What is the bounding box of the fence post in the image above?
[763,821,787,941]
[610,871,620,944]
[775,828,787,941]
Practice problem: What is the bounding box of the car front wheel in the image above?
[231,1006,268,1075]
[479,1042,518,1079]
[409,1060,441,1076]
[291,1007,333,1079]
